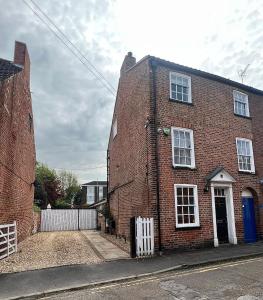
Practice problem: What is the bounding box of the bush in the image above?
[53,199,72,209]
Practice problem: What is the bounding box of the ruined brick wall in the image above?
[0,42,36,242]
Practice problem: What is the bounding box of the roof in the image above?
[205,166,224,182]
[129,55,263,96]
[0,58,22,82]
[82,181,107,186]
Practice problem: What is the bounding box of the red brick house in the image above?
[108,52,263,251]
[0,41,36,242]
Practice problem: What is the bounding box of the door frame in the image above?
[211,183,237,247]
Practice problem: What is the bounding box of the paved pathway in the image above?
[81,230,129,260]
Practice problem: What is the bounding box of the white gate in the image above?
[0,222,17,260]
[40,209,97,231]
[136,217,154,257]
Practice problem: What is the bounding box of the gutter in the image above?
[149,58,162,253]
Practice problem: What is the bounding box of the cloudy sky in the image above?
[1,0,262,183]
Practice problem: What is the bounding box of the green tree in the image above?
[34,162,64,208]
[57,170,81,206]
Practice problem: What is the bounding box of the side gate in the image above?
[0,222,17,260]
[40,209,97,232]
[131,216,154,257]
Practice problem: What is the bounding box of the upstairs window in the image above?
[236,138,255,173]
[172,127,195,168]
[99,186,104,200]
[112,119,117,139]
[170,72,192,103]
[233,90,250,117]
[87,186,95,204]
[174,184,200,228]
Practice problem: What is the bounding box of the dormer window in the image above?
[170,72,192,103]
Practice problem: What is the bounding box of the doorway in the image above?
[214,188,229,243]
[242,189,257,243]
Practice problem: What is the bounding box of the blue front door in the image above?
[242,197,257,243]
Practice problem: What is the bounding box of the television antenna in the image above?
[238,64,250,83]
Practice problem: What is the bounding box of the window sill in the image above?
[238,170,256,175]
[175,225,201,230]
[234,113,251,120]
[172,165,197,170]
[169,98,194,106]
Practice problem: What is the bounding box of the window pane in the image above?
[177,196,183,205]
[177,206,183,214]
[190,215,195,223]
[177,92,182,100]
[178,215,183,224]
[184,215,189,223]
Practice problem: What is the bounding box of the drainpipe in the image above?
[149,58,162,254]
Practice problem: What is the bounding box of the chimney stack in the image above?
[121,52,136,74]
[14,41,30,86]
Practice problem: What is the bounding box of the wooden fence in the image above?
[135,217,154,257]
[0,222,17,260]
[40,209,97,231]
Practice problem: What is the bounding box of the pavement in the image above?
[81,230,129,260]
[1,242,263,300]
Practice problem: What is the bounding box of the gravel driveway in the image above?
[0,231,102,273]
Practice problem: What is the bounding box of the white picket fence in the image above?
[135,217,154,257]
[40,209,97,231]
[0,222,17,260]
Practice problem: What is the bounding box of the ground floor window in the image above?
[174,184,200,228]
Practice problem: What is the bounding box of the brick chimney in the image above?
[13,41,30,86]
[120,52,136,74]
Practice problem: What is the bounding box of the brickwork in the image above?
[108,54,263,251]
[0,42,36,242]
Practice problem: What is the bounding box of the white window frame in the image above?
[112,119,117,139]
[236,138,255,173]
[87,186,95,204]
[174,184,200,228]
[99,186,104,200]
[233,90,250,117]
[171,127,196,168]
[170,72,192,103]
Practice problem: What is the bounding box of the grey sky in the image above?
[1,0,262,183]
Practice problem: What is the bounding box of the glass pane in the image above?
[177,92,182,100]
[183,188,188,196]
[177,85,182,93]
[183,206,188,214]
[174,156,180,164]
[177,196,183,205]
[184,215,189,224]
[177,206,183,214]
[190,215,195,223]
[177,188,182,196]
[182,93,188,102]
[189,206,194,214]
[183,196,189,205]
[178,215,183,224]
[189,196,194,204]
[189,188,194,196]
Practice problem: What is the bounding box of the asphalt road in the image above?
[43,257,263,300]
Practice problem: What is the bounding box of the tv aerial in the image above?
[238,64,250,84]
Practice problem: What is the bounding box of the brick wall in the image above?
[108,55,153,238]
[108,54,263,251]
[0,42,36,242]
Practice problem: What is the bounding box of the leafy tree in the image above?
[57,170,81,205]
[34,162,64,208]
